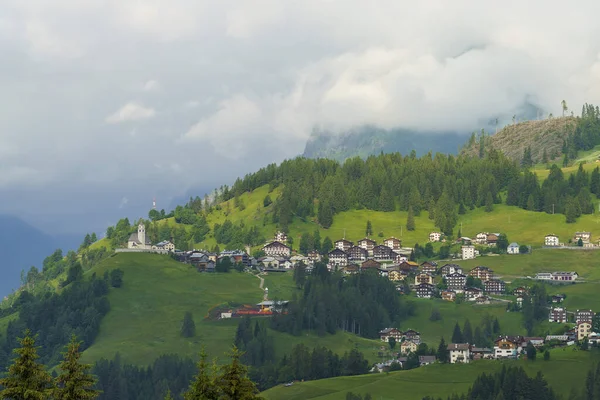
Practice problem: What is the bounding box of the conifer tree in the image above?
[181,312,196,338]
[365,221,373,237]
[436,337,449,363]
[217,347,262,400]
[164,389,175,400]
[54,335,99,400]
[0,329,53,400]
[542,148,548,164]
[451,323,463,343]
[406,206,416,231]
[184,350,219,400]
[462,319,473,344]
[485,192,494,212]
[322,237,333,254]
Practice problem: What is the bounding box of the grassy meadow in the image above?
[263,348,600,400]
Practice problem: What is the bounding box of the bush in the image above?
[110,269,124,288]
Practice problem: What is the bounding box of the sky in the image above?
[2,0,600,235]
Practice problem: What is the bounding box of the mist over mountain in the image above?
[0,215,79,297]
[303,126,468,161]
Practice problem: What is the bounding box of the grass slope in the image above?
[263,348,600,400]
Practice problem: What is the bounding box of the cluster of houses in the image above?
[544,232,600,248]
[173,249,251,272]
[429,231,523,260]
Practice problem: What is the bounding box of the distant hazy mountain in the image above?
[302,126,468,161]
[0,215,78,297]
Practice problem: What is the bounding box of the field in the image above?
[263,348,600,400]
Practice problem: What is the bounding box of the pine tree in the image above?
[217,346,261,399]
[542,148,548,164]
[462,319,473,344]
[54,335,99,400]
[181,312,196,338]
[485,192,494,212]
[0,329,53,400]
[365,220,373,237]
[458,202,466,215]
[184,350,219,400]
[322,237,333,254]
[406,206,416,231]
[451,323,463,343]
[526,194,535,211]
[164,389,175,400]
[436,337,449,363]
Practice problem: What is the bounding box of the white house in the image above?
[429,232,442,242]
[462,245,475,260]
[262,241,291,257]
[534,272,553,281]
[574,232,592,244]
[507,243,520,255]
[152,240,175,252]
[544,234,560,247]
[447,343,470,364]
[128,222,152,249]
[475,232,489,245]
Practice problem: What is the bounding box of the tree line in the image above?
[271,264,414,339]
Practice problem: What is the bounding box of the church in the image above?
[128,222,152,249]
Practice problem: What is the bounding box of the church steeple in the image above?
[138,222,146,248]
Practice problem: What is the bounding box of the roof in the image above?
[447,343,470,350]
[263,241,290,250]
[128,232,151,245]
[508,242,519,247]
[419,355,436,363]
[329,248,348,256]
[471,347,492,353]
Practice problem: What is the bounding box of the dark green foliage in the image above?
[181,312,196,338]
[1,276,110,371]
[519,244,529,254]
[388,337,396,350]
[496,234,509,252]
[322,237,333,254]
[213,220,265,249]
[0,330,53,400]
[429,309,442,321]
[436,337,449,363]
[526,342,537,361]
[174,206,197,225]
[263,195,272,207]
[62,263,84,287]
[216,257,232,273]
[451,323,463,343]
[191,216,210,243]
[521,146,533,168]
[365,220,373,236]
[485,192,494,212]
[465,276,483,289]
[521,284,548,335]
[293,263,306,288]
[462,319,473,344]
[406,206,416,231]
[270,265,413,339]
[54,335,99,400]
[109,269,124,288]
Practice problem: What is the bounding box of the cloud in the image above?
[142,79,159,92]
[118,197,128,209]
[3,0,600,234]
[106,102,156,124]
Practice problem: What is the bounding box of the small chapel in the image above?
[128,222,152,249]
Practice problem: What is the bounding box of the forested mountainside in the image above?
[461,104,600,166]
[302,126,466,162]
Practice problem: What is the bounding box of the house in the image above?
[471,348,494,360]
[576,310,595,324]
[378,268,390,278]
[469,266,494,281]
[373,245,395,261]
[574,232,592,244]
[507,243,520,254]
[128,222,152,249]
[262,241,291,257]
[440,264,462,277]
[279,259,294,269]
[429,232,442,242]
[398,261,419,273]
[348,246,368,262]
[447,343,471,364]
[464,287,483,301]
[589,333,600,345]
[442,290,456,302]
[274,231,288,243]
[419,355,436,366]
[552,294,566,303]
[549,307,568,323]
[221,250,250,266]
[152,240,175,252]
[577,321,593,341]
[416,283,435,299]
[328,249,349,267]
[414,273,434,285]
[476,296,491,305]
[400,340,418,355]
[393,252,408,264]
[513,287,529,297]
[335,239,354,252]
[462,245,476,260]
[446,272,467,292]
[379,328,403,342]
[484,279,506,295]
[357,238,377,254]
[486,234,499,246]
[384,237,402,251]
[403,329,421,344]
[552,271,579,281]
[420,261,438,274]
[545,335,569,343]
[475,232,489,245]
[308,250,322,262]
[389,270,407,282]
[494,336,522,359]
[341,265,359,275]
[521,337,545,348]
[361,259,382,270]
[534,272,554,281]
[545,234,560,247]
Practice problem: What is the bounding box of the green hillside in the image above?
[79,253,381,366]
[262,348,600,400]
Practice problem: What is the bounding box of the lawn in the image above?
[81,253,263,365]
[262,348,600,400]
[400,298,525,345]
[261,271,298,301]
